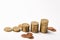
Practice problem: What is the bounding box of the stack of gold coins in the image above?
[40,19,48,33]
[18,24,23,31]
[31,21,39,33]
[22,23,29,32]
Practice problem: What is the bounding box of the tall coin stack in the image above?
[40,19,48,33]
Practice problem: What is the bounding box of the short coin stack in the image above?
[22,23,29,32]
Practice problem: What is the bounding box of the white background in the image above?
[0,0,60,40]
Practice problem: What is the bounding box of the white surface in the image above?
[0,0,60,40]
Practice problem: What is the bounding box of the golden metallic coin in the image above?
[4,27,12,32]
[13,26,20,32]
[18,24,23,31]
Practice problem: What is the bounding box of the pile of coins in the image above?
[4,19,56,39]
[4,19,56,33]
[21,33,34,39]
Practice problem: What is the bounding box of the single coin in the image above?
[48,27,56,32]
[21,34,27,38]
[4,27,12,32]
[28,36,34,39]
[13,26,20,32]
[27,33,33,36]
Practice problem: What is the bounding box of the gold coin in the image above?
[13,26,20,32]
[4,27,12,32]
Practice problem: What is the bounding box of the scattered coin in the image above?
[21,33,34,39]
[48,27,56,32]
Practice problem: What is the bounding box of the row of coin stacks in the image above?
[18,19,48,33]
